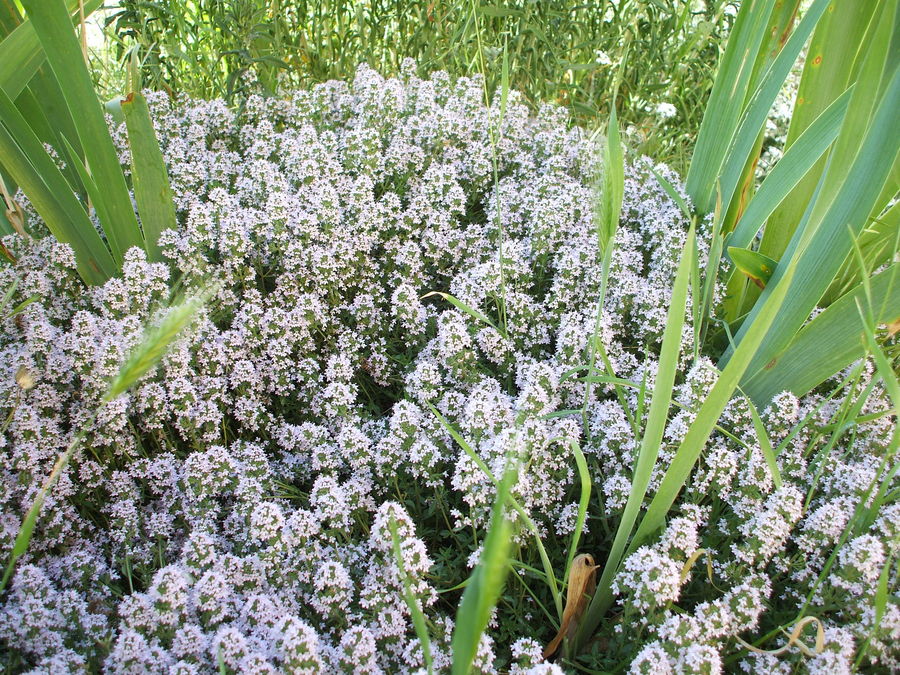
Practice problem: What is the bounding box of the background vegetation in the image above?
[97,0,736,171]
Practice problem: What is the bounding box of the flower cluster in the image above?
[0,63,896,673]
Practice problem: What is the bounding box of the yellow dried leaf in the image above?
[886,316,900,337]
[543,553,597,659]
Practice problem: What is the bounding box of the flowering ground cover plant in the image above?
[0,56,897,674]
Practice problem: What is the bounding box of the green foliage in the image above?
[451,462,516,675]
[105,0,734,170]
[0,0,181,285]
[577,223,696,646]
[685,0,899,404]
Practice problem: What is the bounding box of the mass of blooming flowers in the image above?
[0,62,896,674]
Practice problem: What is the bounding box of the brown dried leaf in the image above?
[543,553,597,659]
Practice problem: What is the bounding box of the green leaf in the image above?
[743,261,900,404]
[0,87,115,283]
[20,0,144,265]
[732,0,900,391]
[122,91,178,262]
[428,403,563,619]
[634,257,796,545]
[727,86,851,252]
[0,0,101,99]
[421,291,503,336]
[686,0,778,212]
[742,391,782,489]
[716,0,831,218]
[728,246,778,289]
[451,462,515,675]
[563,440,590,587]
[760,2,880,262]
[389,517,434,675]
[578,223,696,645]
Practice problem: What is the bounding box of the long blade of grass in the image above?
[733,35,900,383]
[743,262,899,404]
[726,86,851,252]
[20,0,144,265]
[686,0,777,212]
[451,463,516,675]
[121,91,177,262]
[760,2,878,262]
[579,240,796,638]
[632,260,796,547]
[716,0,831,216]
[577,223,695,644]
[0,0,99,99]
[389,517,433,675]
[563,439,590,587]
[0,89,114,283]
[742,391,782,488]
[429,403,563,619]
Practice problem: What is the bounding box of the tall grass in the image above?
[105,0,734,170]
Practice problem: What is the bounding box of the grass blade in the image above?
[715,0,830,216]
[760,2,878,262]
[686,0,777,212]
[389,517,433,675]
[733,46,900,384]
[727,86,851,252]
[578,223,696,644]
[743,262,899,403]
[122,91,177,262]
[0,0,98,99]
[451,463,516,675]
[20,0,144,265]
[0,88,114,283]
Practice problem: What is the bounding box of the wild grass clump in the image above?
[0,61,896,673]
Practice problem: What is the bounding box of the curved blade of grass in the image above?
[727,86,851,252]
[20,0,143,265]
[686,0,778,212]
[0,89,114,283]
[451,463,516,675]
[563,439,590,587]
[743,261,899,404]
[389,517,433,675]
[428,403,563,619]
[421,291,502,336]
[716,0,830,215]
[742,390,782,489]
[577,223,695,645]
[122,91,177,262]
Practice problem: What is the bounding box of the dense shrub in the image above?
[0,65,895,673]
